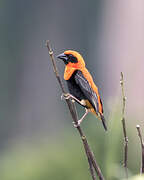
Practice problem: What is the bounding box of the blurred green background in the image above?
[0,0,144,179]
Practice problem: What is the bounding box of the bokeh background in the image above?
[1,0,144,179]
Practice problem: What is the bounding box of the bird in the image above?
[57,50,107,131]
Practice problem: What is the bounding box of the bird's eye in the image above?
[68,54,78,63]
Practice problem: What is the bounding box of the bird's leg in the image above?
[61,93,82,105]
[61,93,89,127]
[73,108,89,128]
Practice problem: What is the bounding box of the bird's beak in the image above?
[57,53,68,61]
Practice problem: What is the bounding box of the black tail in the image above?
[100,114,107,131]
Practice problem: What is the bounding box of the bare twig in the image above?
[136,125,144,174]
[71,101,97,180]
[88,156,97,180]
[120,72,128,178]
[46,40,105,180]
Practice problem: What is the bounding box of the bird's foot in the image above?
[61,93,71,100]
[72,108,89,128]
[61,93,76,103]
[72,119,83,128]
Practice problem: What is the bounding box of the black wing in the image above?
[74,70,107,131]
[74,70,99,114]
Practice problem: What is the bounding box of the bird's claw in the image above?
[61,93,70,100]
[72,121,81,128]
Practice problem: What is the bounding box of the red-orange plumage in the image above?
[57,50,107,130]
[64,50,103,115]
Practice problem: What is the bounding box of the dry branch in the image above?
[120,72,128,178]
[46,40,105,180]
[136,125,144,174]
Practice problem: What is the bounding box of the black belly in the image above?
[66,71,86,101]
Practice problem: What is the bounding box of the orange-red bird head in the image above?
[57,50,85,69]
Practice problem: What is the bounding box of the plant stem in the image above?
[46,40,105,180]
[136,125,144,174]
[120,72,128,178]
